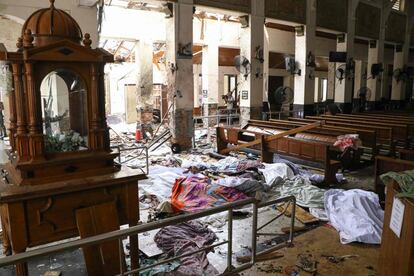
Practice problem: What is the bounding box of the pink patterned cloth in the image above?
[334,134,361,152]
[171,176,249,213]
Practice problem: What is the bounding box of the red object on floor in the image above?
[135,129,141,141]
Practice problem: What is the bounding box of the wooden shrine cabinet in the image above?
[0,1,145,275]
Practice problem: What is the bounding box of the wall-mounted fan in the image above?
[354,86,372,112]
[268,86,294,112]
[285,56,301,76]
[234,55,251,80]
[393,68,408,83]
[371,63,383,79]
[335,64,346,83]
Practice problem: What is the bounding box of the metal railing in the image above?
[111,145,149,175]
[263,110,302,120]
[0,196,296,276]
[193,112,240,148]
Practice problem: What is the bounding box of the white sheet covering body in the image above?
[324,189,384,244]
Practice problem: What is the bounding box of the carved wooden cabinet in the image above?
[0,1,145,275]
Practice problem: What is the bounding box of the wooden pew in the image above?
[288,117,394,149]
[217,126,341,184]
[355,112,414,120]
[374,156,414,202]
[352,113,414,122]
[396,148,414,161]
[313,115,409,146]
[247,120,365,168]
[325,114,414,138]
[265,119,378,156]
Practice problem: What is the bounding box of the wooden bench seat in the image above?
[323,114,414,138]
[312,115,409,146]
[217,126,341,184]
[288,117,393,148]
[265,119,377,155]
[355,112,414,121]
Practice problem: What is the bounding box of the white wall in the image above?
[193,17,241,47]
[105,63,137,115]
[266,28,294,54]
[354,43,369,61]
[314,36,336,57]
[101,6,166,42]
[0,0,99,47]
[218,66,238,105]
[0,16,22,51]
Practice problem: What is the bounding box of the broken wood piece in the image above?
[220,121,322,154]
[281,225,306,234]
[277,203,319,224]
[237,250,284,263]
[76,201,124,276]
[44,272,61,276]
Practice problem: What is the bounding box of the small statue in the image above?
[0,102,7,139]
[43,97,68,136]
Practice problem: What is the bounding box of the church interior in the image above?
[0,0,413,275]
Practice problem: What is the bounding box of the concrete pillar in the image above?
[334,0,358,113]
[314,77,320,103]
[353,60,367,103]
[239,0,265,126]
[165,0,194,150]
[366,39,384,110]
[136,40,154,128]
[327,62,335,102]
[293,0,316,117]
[201,24,219,124]
[366,2,392,110]
[263,26,270,103]
[391,26,412,108]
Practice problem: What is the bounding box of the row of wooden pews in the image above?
[216,118,375,184]
[302,113,414,149]
[293,111,414,202]
[216,124,342,184]
[216,111,413,188]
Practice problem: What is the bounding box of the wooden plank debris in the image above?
[220,121,322,154]
[277,203,319,224]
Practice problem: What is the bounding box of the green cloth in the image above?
[380,169,414,199]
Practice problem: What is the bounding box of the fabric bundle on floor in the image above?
[259,163,295,186]
[154,221,218,276]
[278,175,326,209]
[324,189,384,244]
[380,169,414,199]
[171,175,249,213]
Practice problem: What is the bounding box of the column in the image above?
[327,62,335,102]
[390,26,412,108]
[314,77,322,103]
[353,60,363,100]
[293,0,316,117]
[201,23,219,125]
[263,26,270,103]
[334,0,358,113]
[367,2,390,110]
[136,40,154,136]
[239,0,265,126]
[165,0,194,150]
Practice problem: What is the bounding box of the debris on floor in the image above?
[257,263,283,273]
[153,221,218,275]
[321,254,359,264]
